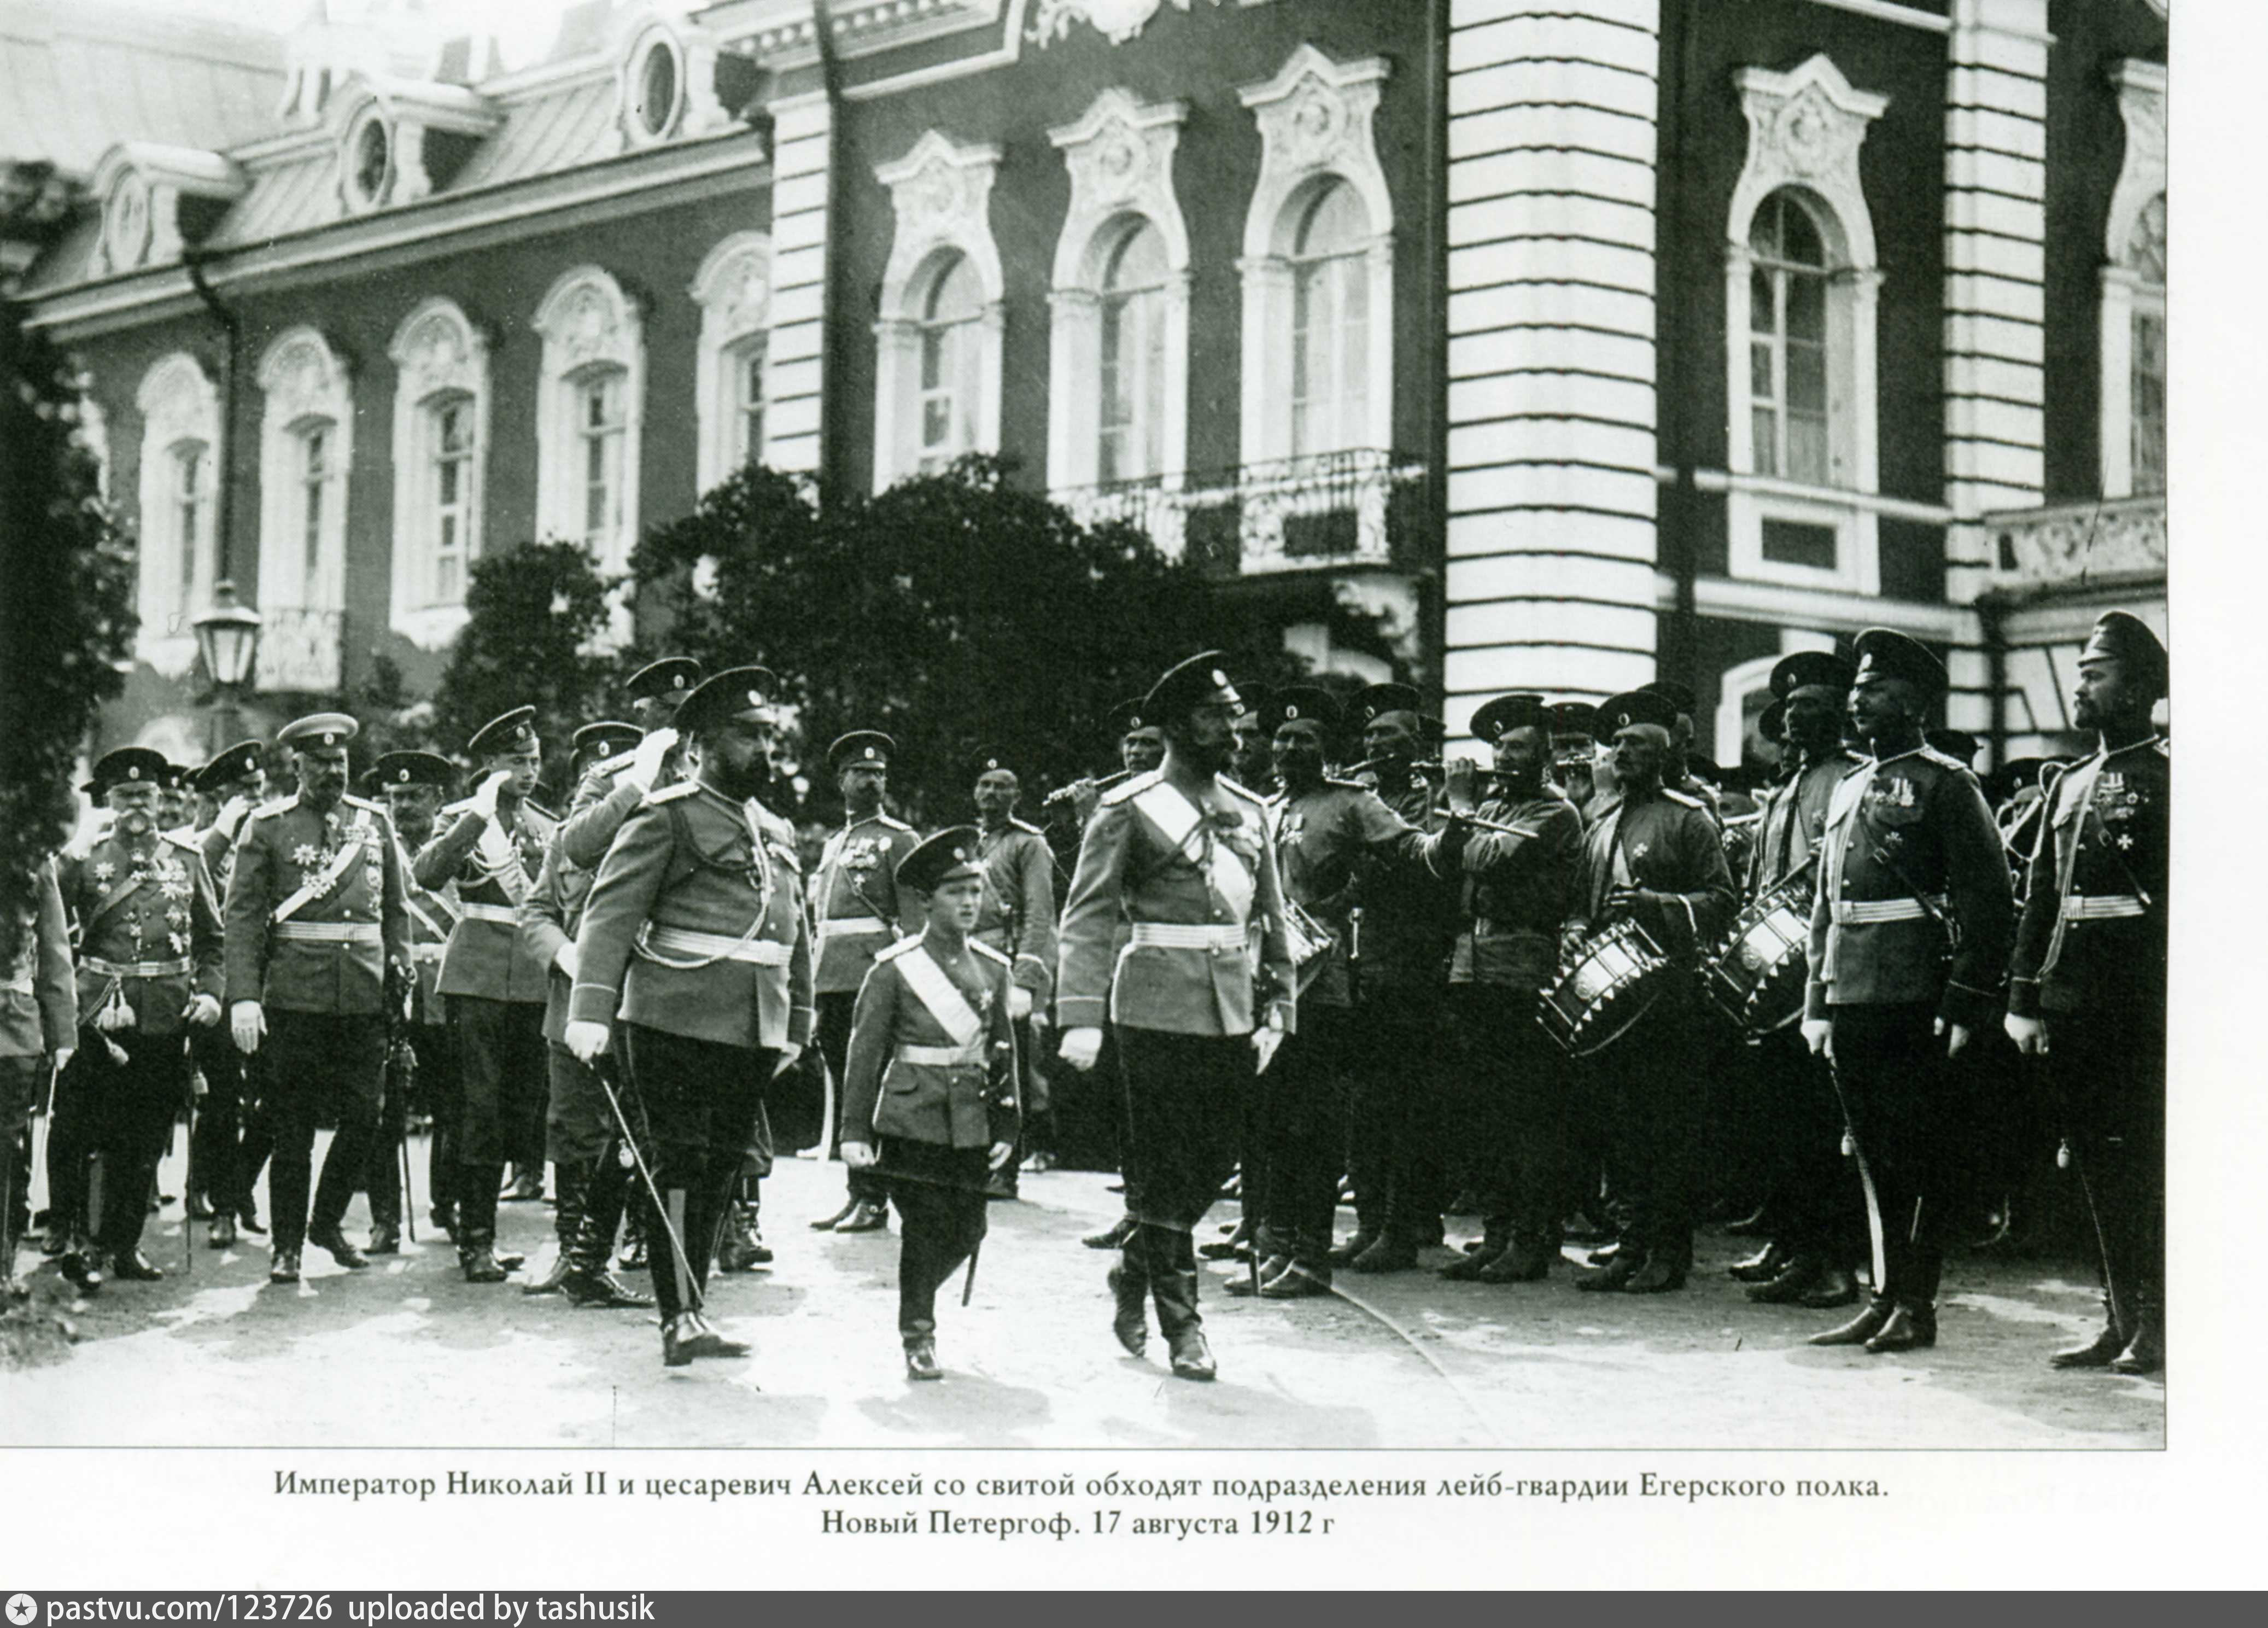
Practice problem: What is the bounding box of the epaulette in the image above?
[161,830,202,853]
[1662,787,1705,810]
[343,792,384,814]
[1324,777,1369,791]
[1915,745,1967,774]
[1100,769,1161,807]
[873,935,923,964]
[252,796,296,819]
[643,781,700,806]
[1218,775,1266,805]
[755,803,797,841]
[1008,816,1042,836]
[874,813,914,833]
[969,940,1011,967]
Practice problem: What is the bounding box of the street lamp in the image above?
[192,579,262,753]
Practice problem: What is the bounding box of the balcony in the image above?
[1059,448,1429,576]
[254,604,344,694]
[1985,493,2166,595]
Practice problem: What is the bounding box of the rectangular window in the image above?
[734,341,766,470]
[1293,259,1366,458]
[431,397,472,604]
[1750,264,1831,485]
[2131,306,2166,495]
[300,425,329,592]
[578,372,625,547]
[172,444,204,621]
[1099,288,1164,485]
[1761,518,1838,571]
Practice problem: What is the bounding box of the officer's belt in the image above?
[1128,923,1252,952]
[638,923,791,966]
[818,915,889,940]
[274,921,383,944]
[411,943,446,962]
[895,1042,985,1068]
[82,954,192,979]
[1828,896,1946,926]
[457,902,519,925]
[2061,893,2147,921]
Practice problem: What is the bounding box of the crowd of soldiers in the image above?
[0,612,2166,1385]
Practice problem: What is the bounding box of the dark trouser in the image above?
[49,1028,185,1256]
[1260,1003,1356,1267]
[1749,1026,1865,1268]
[450,996,547,1239]
[546,1042,613,1167]
[1827,1003,1955,1311]
[407,1023,457,1222]
[882,1136,990,1339]
[1588,983,1702,1267]
[235,1046,274,1217]
[3,1055,42,1271]
[1345,997,1445,1243]
[189,1025,244,1212]
[814,993,885,1206]
[1454,984,1565,1253]
[2049,1002,2165,1332]
[619,1023,772,1321]
[361,1040,413,1231]
[262,1011,385,1253]
[1117,1026,1250,1331]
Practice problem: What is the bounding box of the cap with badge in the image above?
[1592,688,1680,742]
[1143,651,1244,723]
[1352,682,1423,732]
[278,711,359,751]
[194,739,266,796]
[1271,686,1342,736]
[1638,679,1696,721]
[372,750,457,791]
[1107,698,1155,740]
[971,745,1018,783]
[573,720,644,761]
[1232,679,1271,723]
[1470,692,1547,745]
[829,731,896,774]
[1770,649,1856,708]
[2080,609,2168,696]
[1852,628,1948,701]
[1547,700,1598,742]
[86,746,172,800]
[467,705,539,760]
[674,666,780,737]
[626,657,703,704]
[896,825,985,895]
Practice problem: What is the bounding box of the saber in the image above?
[1823,1053,1887,1298]
[182,1051,196,1276]
[961,1239,979,1307]
[591,1052,704,1312]
[399,1130,417,1246]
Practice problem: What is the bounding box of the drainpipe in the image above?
[1656,0,1700,688]
[811,0,844,501]
[1421,0,1449,697]
[182,245,242,588]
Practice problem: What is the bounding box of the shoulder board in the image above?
[756,804,797,840]
[643,781,700,806]
[252,796,296,819]
[1914,746,1967,773]
[1324,777,1367,792]
[1218,776,1265,804]
[968,940,1012,967]
[875,813,915,832]
[161,831,202,853]
[873,935,923,964]
[592,751,636,781]
[1008,816,1042,836]
[342,793,384,814]
[524,799,557,822]
[1662,788,1704,810]
[1100,769,1162,808]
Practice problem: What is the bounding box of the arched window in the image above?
[916,252,984,474]
[255,327,353,618]
[133,353,221,674]
[2101,61,2166,500]
[533,266,645,572]
[691,231,773,492]
[389,297,490,645]
[1746,192,1831,487]
[1290,179,1372,459]
[2125,195,2166,496]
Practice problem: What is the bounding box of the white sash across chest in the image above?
[1133,779,1254,921]
[895,944,985,1049]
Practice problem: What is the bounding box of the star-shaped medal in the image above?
[293,843,322,869]
[91,860,114,884]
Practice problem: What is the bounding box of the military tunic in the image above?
[973,816,1055,1140]
[2,861,73,1267]
[807,811,920,1188]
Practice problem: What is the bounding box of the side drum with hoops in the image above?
[1701,867,1814,1037]
[1539,918,1671,1058]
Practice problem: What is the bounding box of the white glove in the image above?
[771,1043,802,1078]
[1936,1016,1973,1058]
[2004,1013,2048,1055]
[1058,1026,1103,1072]
[1801,1017,1834,1059]
[1008,985,1033,1021]
[217,796,251,840]
[469,768,510,820]
[629,727,679,790]
[1253,1020,1285,1075]
[50,1047,73,1077]
[564,1020,610,1063]
[230,1001,266,1055]
[183,993,222,1028]
[553,941,579,980]
[988,1141,1016,1172]
[841,1141,878,1171]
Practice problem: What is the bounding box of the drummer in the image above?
[1562,688,1734,1294]
[1728,651,1868,1311]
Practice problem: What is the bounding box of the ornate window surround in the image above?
[132,352,222,675]
[89,143,245,276]
[388,297,493,647]
[690,231,774,492]
[532,265,647,574]
[1236,44,1394,468]
[872,130,1005,492]
[2100,59,2166,500]
[1045,89,1192,497]
[254,326,355,618]
[1721,54,1889,597]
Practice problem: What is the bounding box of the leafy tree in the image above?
[431,540,615,794]
[630,456,1322,826]
[0,304,138,966]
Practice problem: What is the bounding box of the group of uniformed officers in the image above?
[0,612,2165,1385]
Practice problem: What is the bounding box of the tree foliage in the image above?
[0,302,139,966]
[630,456,1317,825]
[431,540,615,793]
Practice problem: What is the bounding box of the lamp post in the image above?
[193,579,262,755]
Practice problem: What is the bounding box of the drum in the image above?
[1701,868,1814,1036]
[1538,919,1670,1058]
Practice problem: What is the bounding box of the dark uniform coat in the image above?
[2008,736,2167,1018]
[1749,751,1866,897]
[1266,779,1430,1006]
[1572,787,1736,960]
[841,936,1020,1151]
[224,793,410,1015]
[1435,786,1584,990]
[1353,763,1455,989]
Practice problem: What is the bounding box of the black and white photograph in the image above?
[0,0,2243,1592]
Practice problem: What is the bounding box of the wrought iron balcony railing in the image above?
[1057,448,1429,575]
[254,604,344,694]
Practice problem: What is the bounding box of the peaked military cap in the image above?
[1547,700,1598,740]
[1232,679,1271,722]
[970,745,1018,782]
[572,721,643,761]
[1144,651,1244,723]
[1470,693,1548,744]
[192,740,266,796]
[157,760,189,790]
[1638,678,1697,718]
[1770,649,1856,704]
[1352,682,1423,729]
[1107,698,1155,739]
[897,825,984,895]
[829,731,896,774]
[466,705,538,759]
[2080,609,2168,694]
[675,667,779,736]
[373,750,457,791]
[626,656,703,704]
[1852,628,1947,700]
[88,746,172,800]
[1593,688,1680,742]
[279,711,359,751]
[1926,727,1980,767]
[1272,686,1342,734]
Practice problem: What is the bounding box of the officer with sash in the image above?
[806,731,918,1235]
[224,714,410,1284]
[1802,630,2014,1353]
[1056,652,1295,1381]
[839,827,1020,1380]
[413,706,555,1281]
[971,747,1057,1193]
[565,668,814,1368]
[188,740,265,1246]
[3,853,75,1299]
[2007,611,2168,1375]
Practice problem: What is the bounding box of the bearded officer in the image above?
[971,747,1057,1192]
[1802,629,2014,1353]
[224,714,410,1283]
[839,827,1020,1380]
[806,731,919,1235]
[564,668,814,1367]
[413,706,556,1281]
[46,750,224,1285]
[2007,611,2168,1375]
[1056,653,1295,1381]
[186,741,265,1246]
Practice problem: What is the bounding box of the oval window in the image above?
[638,42,679,138]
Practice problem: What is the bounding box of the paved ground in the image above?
[2,1133,2163,1450]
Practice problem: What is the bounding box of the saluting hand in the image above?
[469,769,511,820]
[564,1020,610,1063]
[629,727,679,790]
